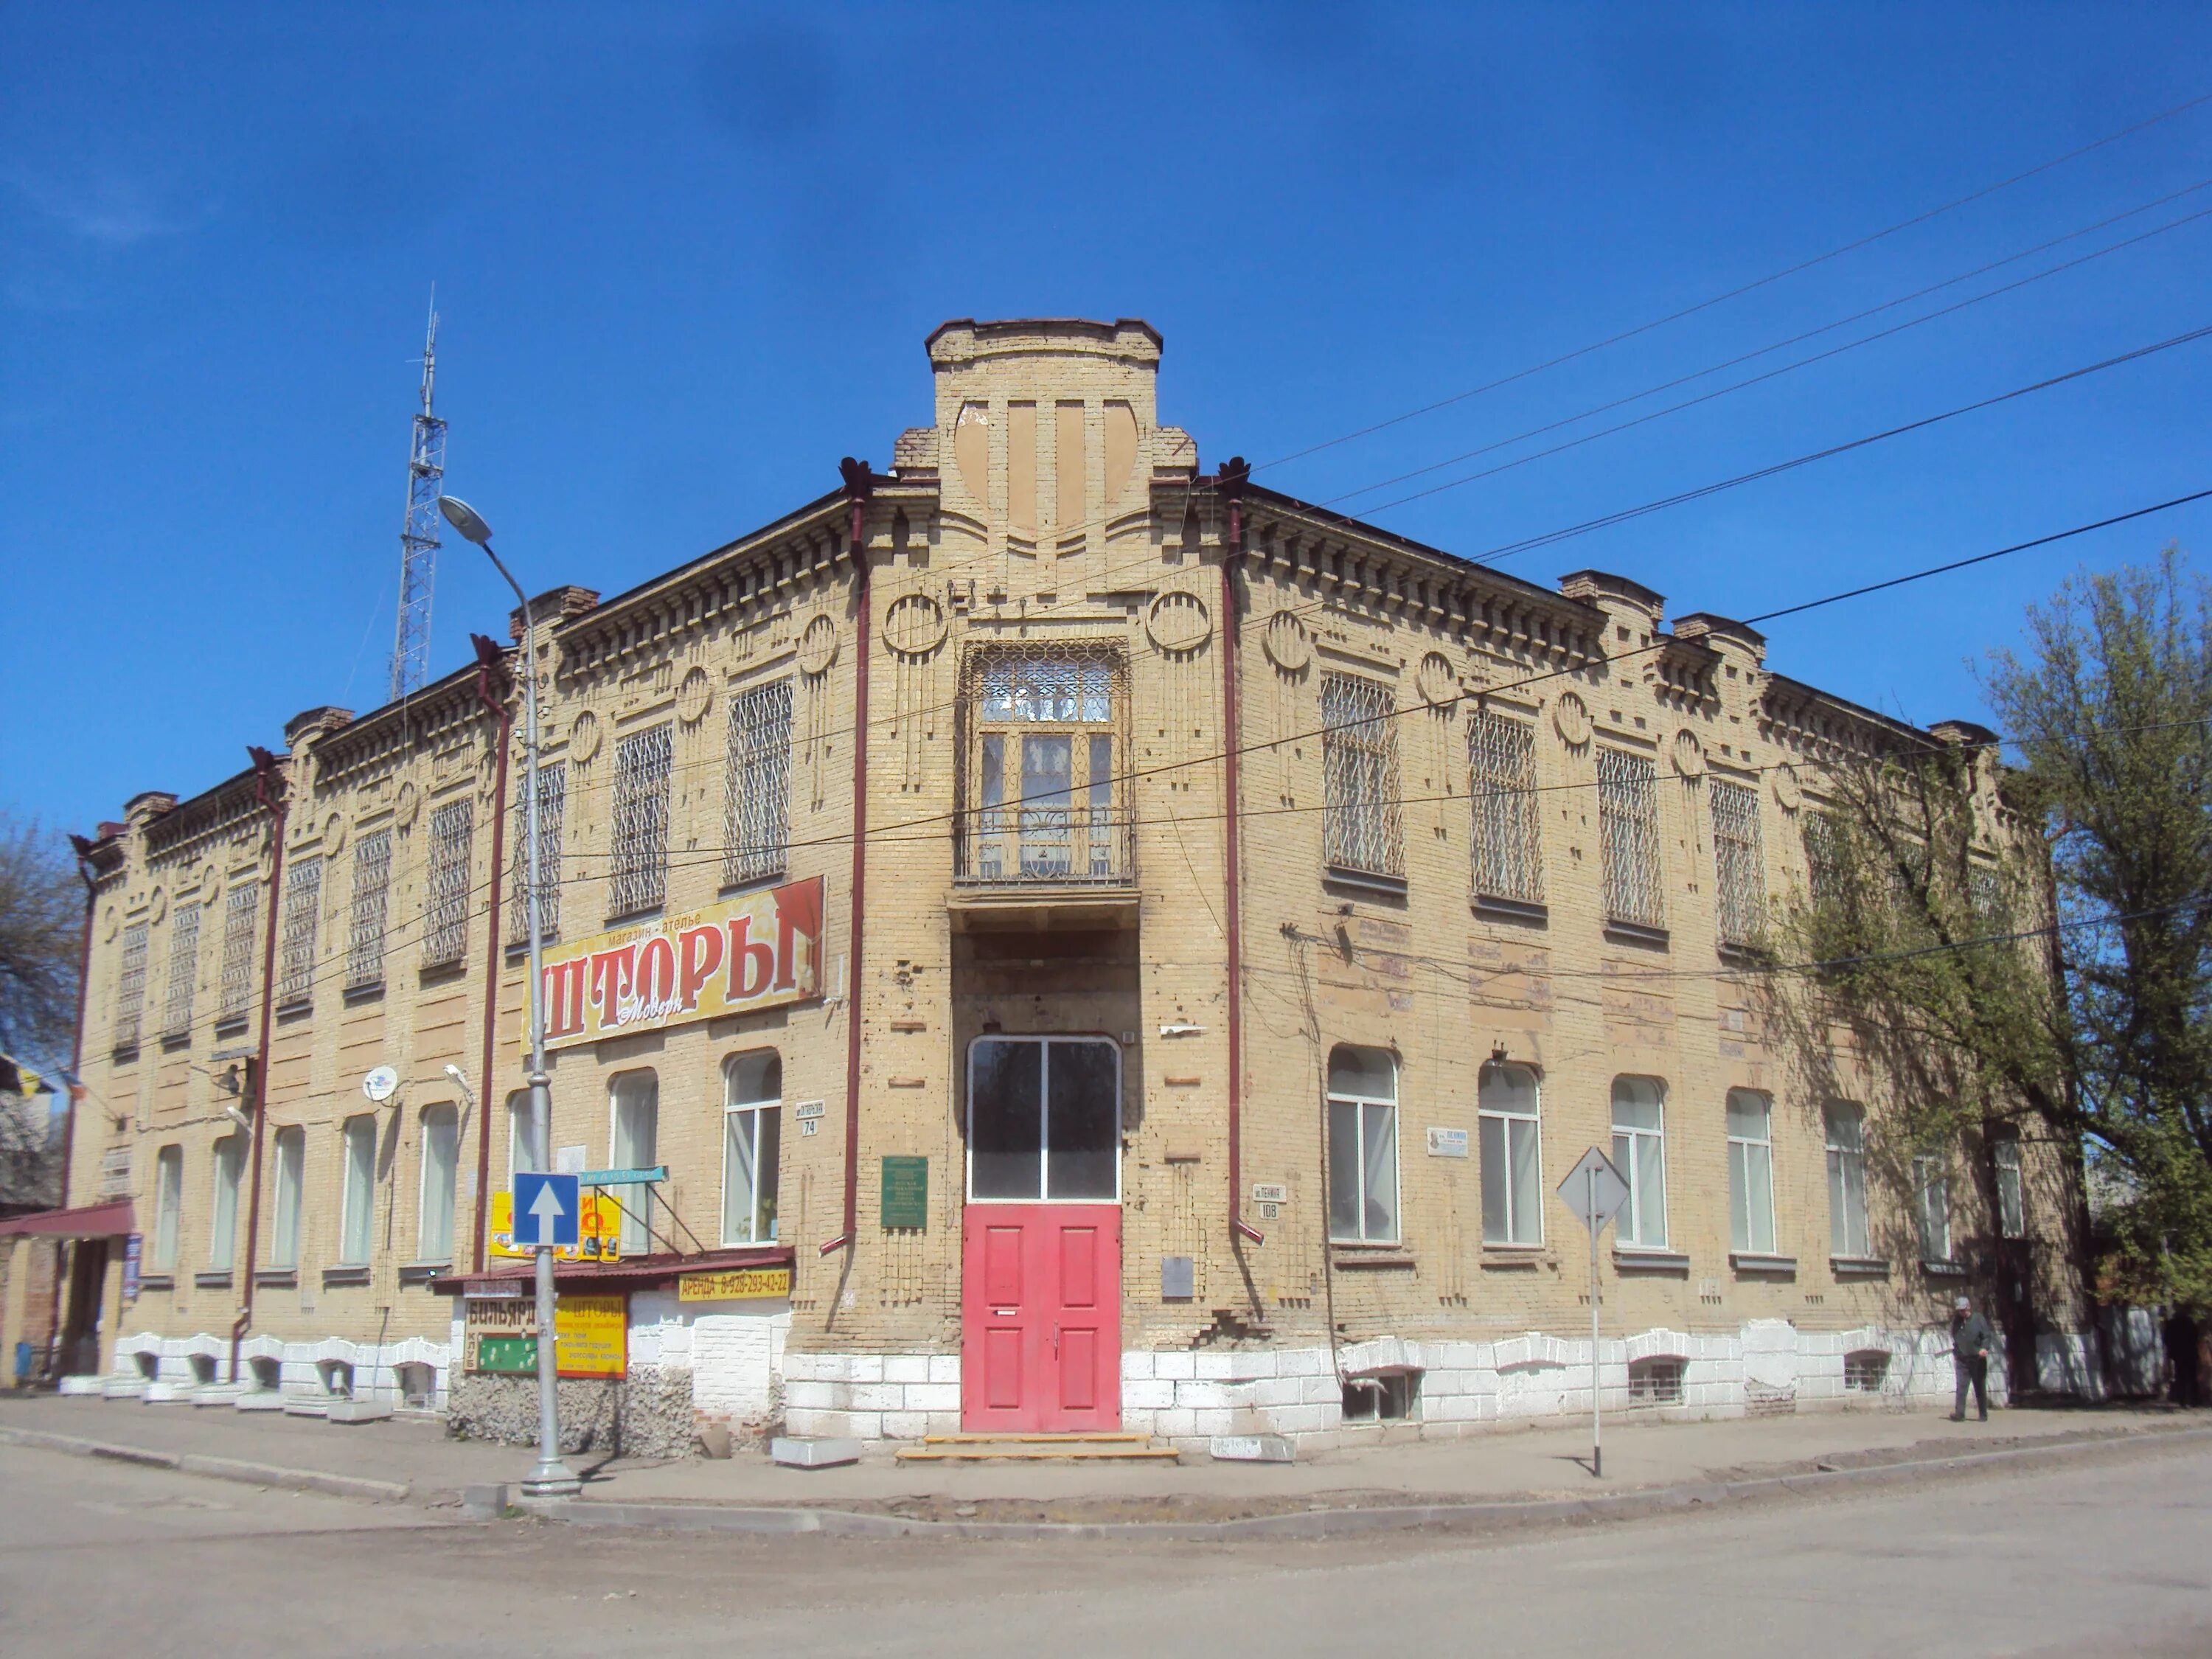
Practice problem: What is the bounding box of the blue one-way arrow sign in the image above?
[512,1172,580,1248]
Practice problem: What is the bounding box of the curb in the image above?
[533,1424,2212,1543]
[0,1425,412,1505]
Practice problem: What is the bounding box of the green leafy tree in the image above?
[1779,548,2212,1323]
[0,811,83,1206]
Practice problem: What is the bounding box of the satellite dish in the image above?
[362,1065,400,1104]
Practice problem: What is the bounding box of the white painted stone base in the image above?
[782,1350,963,1441]
[779,1319,2122,1445]
[112,1330,453,1407]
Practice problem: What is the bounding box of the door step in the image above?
[895,1433,1180,1462]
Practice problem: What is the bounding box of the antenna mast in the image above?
[388,298,448,702]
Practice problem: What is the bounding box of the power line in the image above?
[1252,89,2212,475]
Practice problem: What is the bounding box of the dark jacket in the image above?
[1952,1312,1994,1360]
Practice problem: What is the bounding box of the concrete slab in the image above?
[327,1400,394,1425]
[57,1376,104,1397]
[772,1436,863,1468]
[1210,1434,1295,1463]
[281,1397,330,1419]
[140,1382,195,1403]
[233,1391,288,1412]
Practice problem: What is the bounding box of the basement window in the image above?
[1628,1356,1686,1405]
[1341,1370,1419,1422]
[1845,1350,1891,1393]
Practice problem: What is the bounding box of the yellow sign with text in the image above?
[678,1266,793,1302]
[532,876,824,1053]
[487,1189,622,1262]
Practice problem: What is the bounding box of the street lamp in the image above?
[437,494,580,1500]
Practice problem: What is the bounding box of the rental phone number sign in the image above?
[530,876,823,1053]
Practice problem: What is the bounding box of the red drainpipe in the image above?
[52,835,98,1371]
[1219,459,1262,1247]
[230,745,288,1383]
[469,633,514,1274]
[825,459,874,1256]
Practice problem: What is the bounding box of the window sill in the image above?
[1729,1252,1798,1276]
[276,1001,312,1022]
[1830,1255,1892,1279]
[193,1270,234,1290]
[605,905,664,928]
[1613,1248,1691,1273]
[1324,866,1408,902]
[214,1017,248,1040]
[1473,894,1548,925]
[159,1030,192,1051]
[254,1268,298,1288]
[1717,941,1773,967]
[417,959,467,984]
[110,1044,139,1065]
[321,1265,372,1289]
[136,1274,175,1292]
[398,1262,449,1287]
[1602,919,1671,950]
[1479,1244,1550,1269]
[1921,1259,1968,1278]
[1329,1242,1415,1269]
[720,871,789,898]
[342,980,385,1005]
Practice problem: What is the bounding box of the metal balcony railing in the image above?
[955,804,1135,888]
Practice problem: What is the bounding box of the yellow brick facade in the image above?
[59,318,2092,1443]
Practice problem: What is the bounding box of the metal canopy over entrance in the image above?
[961,1035,1123,1432]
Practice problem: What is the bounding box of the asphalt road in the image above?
[4,1439,2208,1658]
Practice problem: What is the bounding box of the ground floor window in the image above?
[1993,1131,2026,1237]
[1915,1152,1952,1262]
[1327,1045,1399,1244]
[1726,1090,1775,1255]
[723,1049,782,1244]
[209,1133,245,1271]
[967,1035,1120,1201]
[152,1144,183,1271]
[339,1115,376,1265]
[1478,1061,1541,1245]
[417,1103,459,1262]
[609,1071,659,1253]
[1826,1102,1869,1258]
[1611,1077,1668,1250]
[269,1127,305,1269]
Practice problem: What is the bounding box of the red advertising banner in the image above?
[532,876,824,1052]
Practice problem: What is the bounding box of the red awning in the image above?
[435,1243,791,1295]
[0,1199,136,1239]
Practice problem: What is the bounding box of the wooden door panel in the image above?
[961,1205,1121,1432]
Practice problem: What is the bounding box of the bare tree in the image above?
[0,813,83,1208]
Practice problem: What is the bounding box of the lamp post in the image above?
[438,494,580,1500]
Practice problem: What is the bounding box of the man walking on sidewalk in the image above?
[1951,1295,1994,1422]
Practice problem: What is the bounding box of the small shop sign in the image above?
[678,1266,793,1302]
[465,1292,627,1379]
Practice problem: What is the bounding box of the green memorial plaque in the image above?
[880,1155,928,1230]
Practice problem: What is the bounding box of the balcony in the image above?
[950,644,1135,930]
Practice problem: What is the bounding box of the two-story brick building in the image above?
[42,318,2096,1449]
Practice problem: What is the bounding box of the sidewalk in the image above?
[2,1389,2199,1526]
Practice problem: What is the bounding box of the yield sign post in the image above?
[512,1172,581,1248]
[1557,1147,1630,1478]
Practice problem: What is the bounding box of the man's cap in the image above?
[1954,1295,1972,1310]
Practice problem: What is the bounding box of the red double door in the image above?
[959,1205,1121,1432]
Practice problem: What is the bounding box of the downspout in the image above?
[1219,459,1262,1247]
[825,457,874,1257]
[469,633,515,1275]
[230,745,288,1384]
[50,836,98,1373]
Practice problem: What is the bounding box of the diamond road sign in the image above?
[1557,1145,1630,1229]
[511,1172,580,1248]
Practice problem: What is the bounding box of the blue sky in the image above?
[4,3,2208,833]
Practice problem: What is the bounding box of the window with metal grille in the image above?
[218,881,258,1023]
[1711,779,1764,947]
[1597,748,1664,929]
[1322,673,1402,879]
[276,855,322,1006]
[956,644,1131,886]
[608,724,672,918]
[161,901,201,1039]
[507,760,566,945]
[1628,1355,1686,1405]
[1845,1349,1891,1392]
[113,922,150,1053]
[1469,709,1543,904]
[422,799,473,968]
[723,679,793,888]
[347,829,392,989]
[1804,812,1846,903]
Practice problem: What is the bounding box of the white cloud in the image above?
[1,162,184,247]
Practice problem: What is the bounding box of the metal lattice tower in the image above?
[388,301,448,703]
